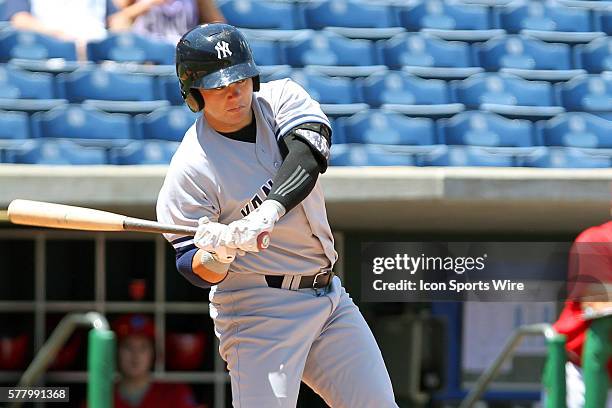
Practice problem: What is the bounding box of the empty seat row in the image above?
[330,144,612,168]
[2,29,611,80]
[218,0,612,39]
[333,110,612,149]
[0,105,197,144]
[1,139,179,165]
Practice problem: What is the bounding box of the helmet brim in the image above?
[192,61,260,90]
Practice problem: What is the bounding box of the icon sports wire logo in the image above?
[372,253,488,275]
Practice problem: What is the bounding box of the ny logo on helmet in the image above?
[215,41,232,59]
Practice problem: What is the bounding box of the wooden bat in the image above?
[7,199,270,250]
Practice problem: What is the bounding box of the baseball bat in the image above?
[7,199,270,250]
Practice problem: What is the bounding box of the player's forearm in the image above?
[197,0,226,23]
[267,136,321,212]
[191,248,229,284]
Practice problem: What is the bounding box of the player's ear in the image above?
[184,89,204,112]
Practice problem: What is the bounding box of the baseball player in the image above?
[156,23,398,407]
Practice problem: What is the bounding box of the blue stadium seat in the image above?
[158,75,183,106]
[288,70,367,116]
[282,31,385,77]
[31,105,134,146]
[330,144,415,166]
[496,2,603,43]
[134,106,197,142]
[602,11,612,35]
[397,0,504,42]
[57,68,159,102]
[380,33,483,79]
[0,98,67,115]
[439,111,535,147]
[5,139,108,164]
[574,37,612,74]
[249,39,284,66]
[537,112,612,148]
[336,110,437,145]
[87,33,174,65]
[418,145,515,166]
[109,140,179,165]
[557,74,612,114]
[452,72,564,118]
[259,65,294,83]
[0,64,55,98]
[219,0,300,30]
[475,35,585,81]
[519,146,612,168]
[0,110,29,140]
[302,1,403,40]
[360,71,464,116]
[0,29,77,62]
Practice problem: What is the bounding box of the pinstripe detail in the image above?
[274,166,303,193]
[278,173,309,197]
[173,239,195,249]
[276,168,307,196]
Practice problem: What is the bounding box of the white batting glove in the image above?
[226,200,285,252]
[195,216,245,263]
[209,246,246,264]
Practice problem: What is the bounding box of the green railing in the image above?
[8,312,115,408]
[583,314,612,408]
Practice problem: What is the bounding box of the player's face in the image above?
[200,78,254,133]
[118,335,154,380]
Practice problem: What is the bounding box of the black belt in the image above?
[265,270,333,290]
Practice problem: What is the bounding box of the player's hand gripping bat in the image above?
[7,199,271,250]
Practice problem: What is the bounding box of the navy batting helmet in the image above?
[176,23,260,112]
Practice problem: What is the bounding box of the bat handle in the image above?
[257,232,271,250]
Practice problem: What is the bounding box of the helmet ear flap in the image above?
[253,76,260,92]
[185,89,204,112]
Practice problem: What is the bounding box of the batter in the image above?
[156,23,397,407]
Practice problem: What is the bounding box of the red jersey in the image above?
[553,221,612,379]
[114,382,201,408]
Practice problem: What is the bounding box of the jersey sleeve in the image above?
[273,79,331,142]
[156,162,220,252]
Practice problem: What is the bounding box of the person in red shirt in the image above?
[112,314,204,408]
[553,221,612,408]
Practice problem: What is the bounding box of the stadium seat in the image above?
[302,1,403,40]
[496,2,603,43]
[0,110,29,140]
[8,58,90,75]
[602,11,612,36]
[5,139,108,164]
[418,145,516,166]
[0,98,67,115]
[574,37,612,73]
[31,105,134,146]
[397,0,504,42]
[249,39,284,66]
[557,74,612,114]
[519,146,612,168]
[380,33,483,79]
[109,140,179,165]
[134,106,197,142]
[438,111,535,147]
[0,29,77,62]
[452,72,564,118]
[158,75,184,106]
[56,68,168,114]
[282,31,385,77]
[537,112,612,148]
[288,70,367,116]
[219,0,300,30]
[87,33,174,65]
[0,64,55,98]
[474,35,585,81]
[360,71,464,116]
[259,65,294,83]
[336,110,437,145]
[330,143,416,166]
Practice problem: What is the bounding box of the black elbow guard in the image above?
[282,122,331,173]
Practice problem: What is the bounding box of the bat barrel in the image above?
[123,218,197,235]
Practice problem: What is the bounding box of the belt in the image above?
[265,270,333,290]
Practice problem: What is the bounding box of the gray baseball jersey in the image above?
[157,79,338,277]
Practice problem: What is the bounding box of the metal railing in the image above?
[459,323,566,408]
[9,312,115,408]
